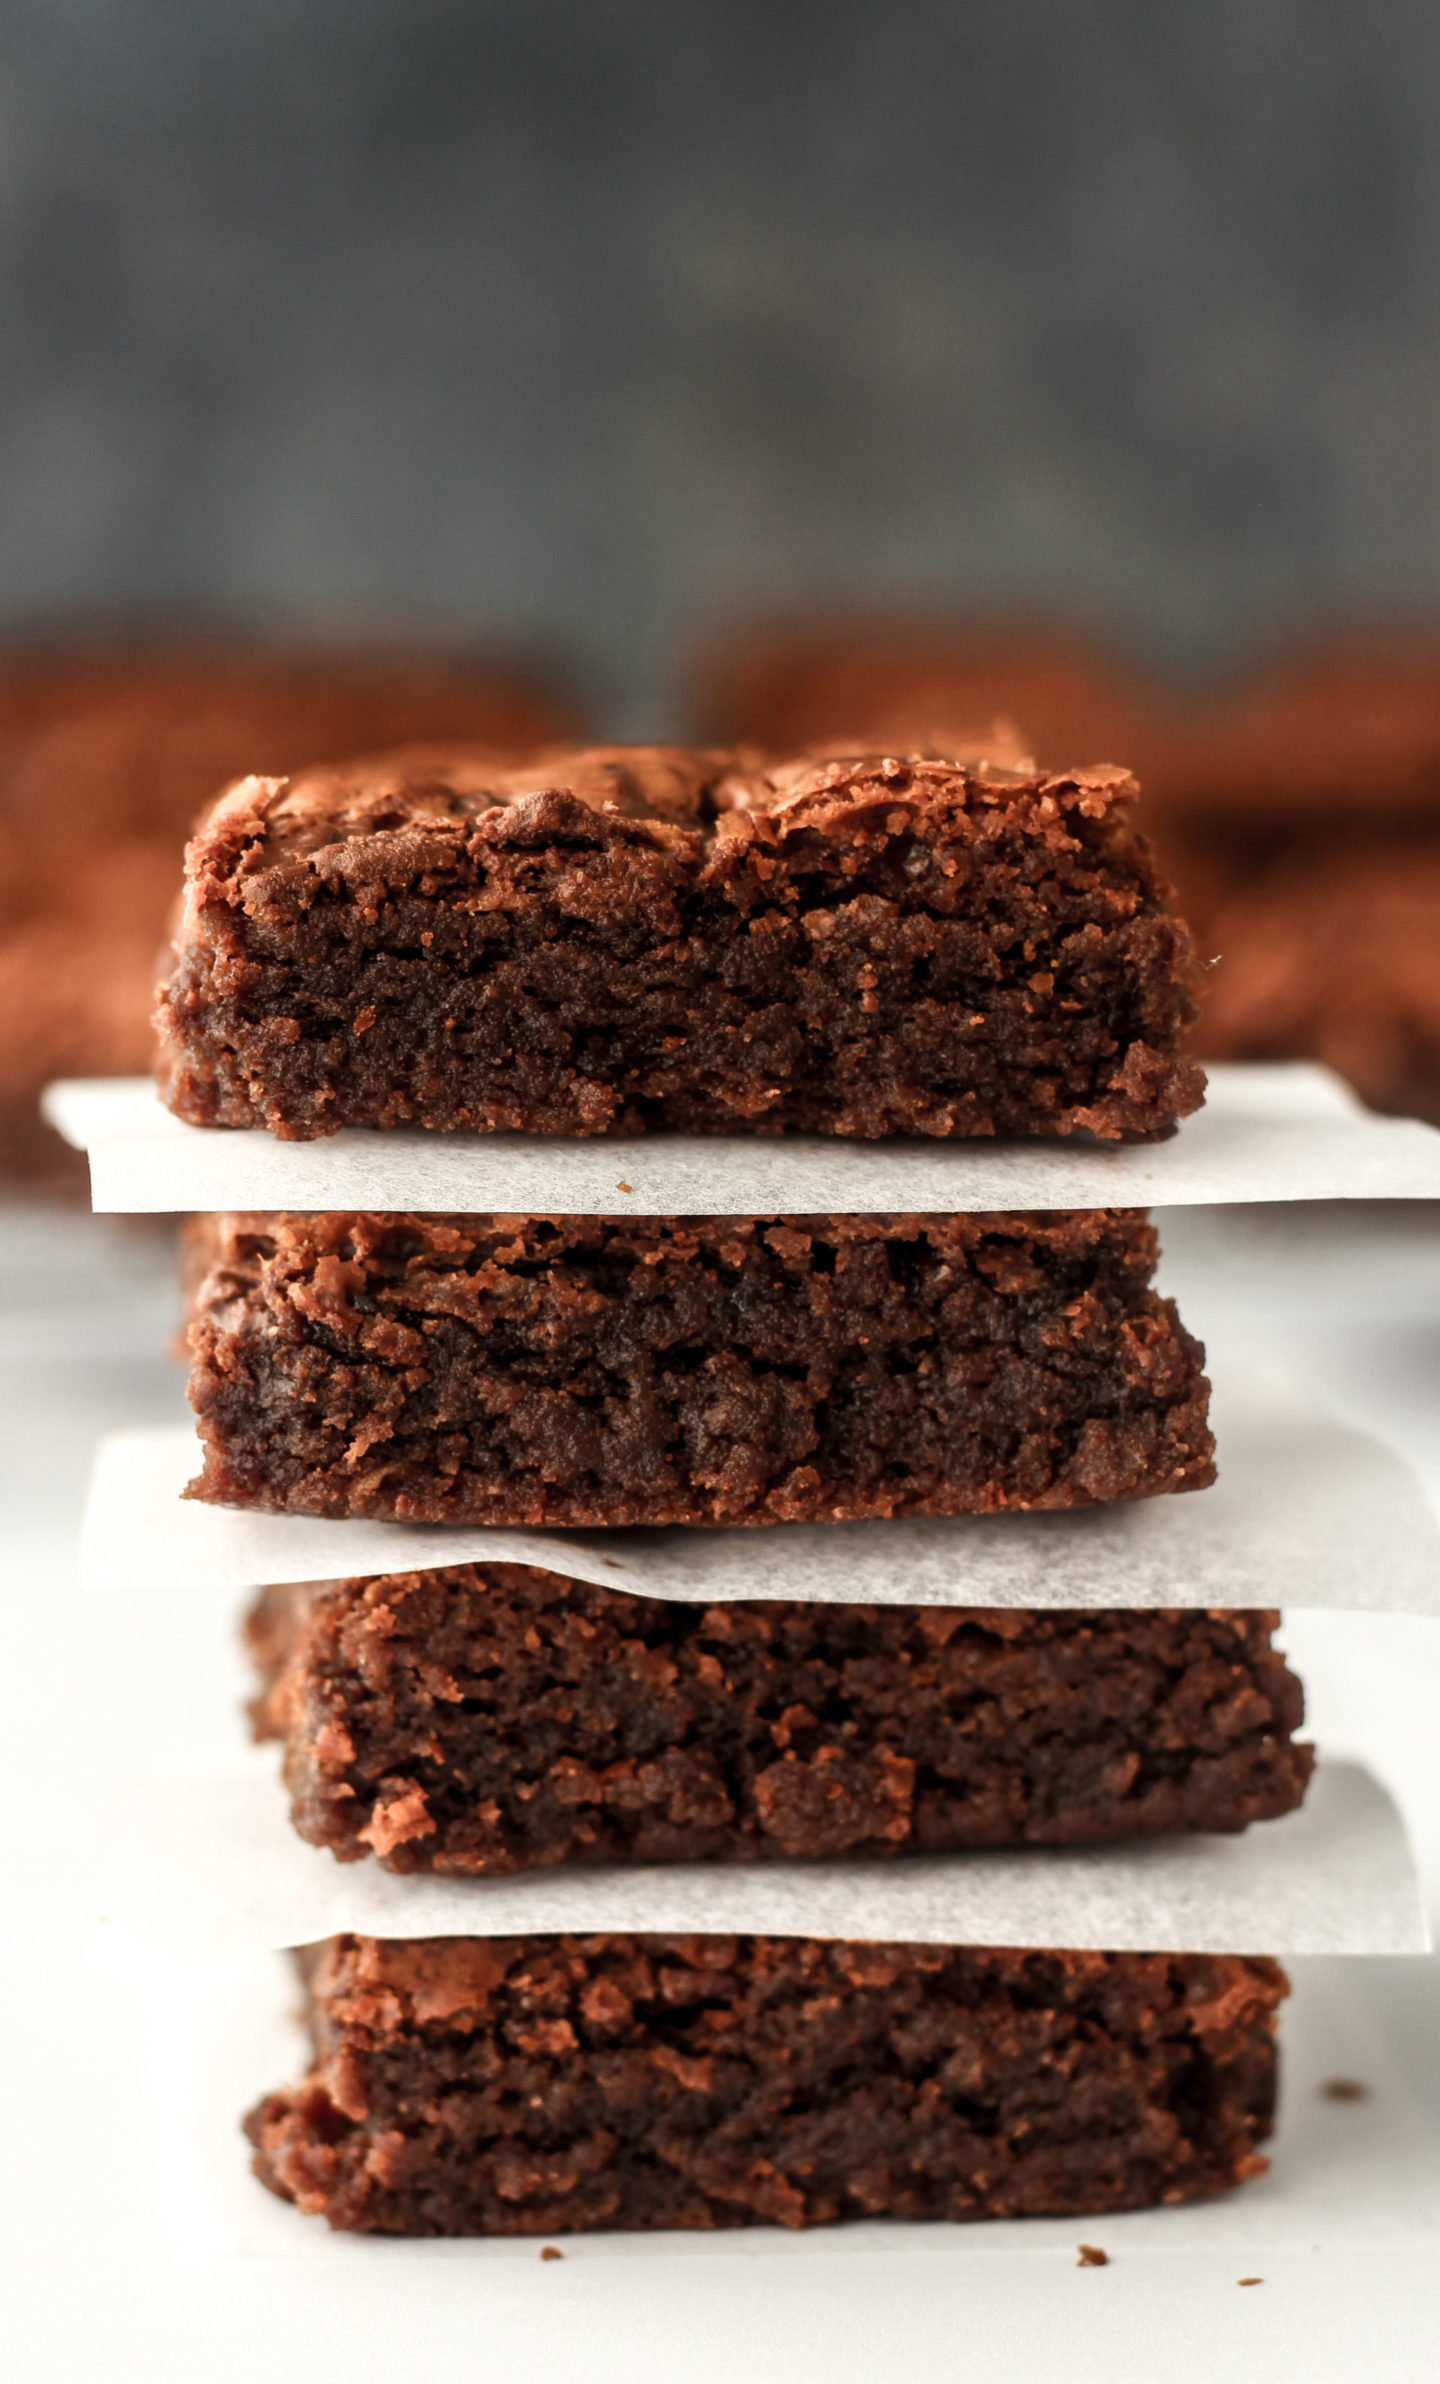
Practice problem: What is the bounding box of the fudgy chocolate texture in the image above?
[185,1208,1214,1526]
[154,743,1204,1142]
[247,1570,1313,1873]
[246,1933,1287,2233]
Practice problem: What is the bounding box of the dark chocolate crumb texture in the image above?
[248,1570,1312,1872]
[247,1934,1287,2234]
[184,1207,1214,1526]
[155,743,1204,1142]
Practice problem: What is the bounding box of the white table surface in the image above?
[4,1199,1440,2384]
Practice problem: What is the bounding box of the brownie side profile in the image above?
[184,1207,1215,1527]
[154,743,1204,1143]
[247,1569,1313,1873]
[246,1933,1288,2234]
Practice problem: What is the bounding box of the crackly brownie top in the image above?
[299,1934,1288,2052]
[185,740,1148,876]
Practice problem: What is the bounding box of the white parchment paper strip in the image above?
[80,1369,1440,1611]
[43,1062,1440,1214]
[107,1755,1426,1955]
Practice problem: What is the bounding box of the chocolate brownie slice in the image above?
[154,743,1203,1142]
[247,1570,1313,1872]
[246,1934,1288,2233]
[185,1208,1214,1526]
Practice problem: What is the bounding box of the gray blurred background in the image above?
[1,0,1437,727]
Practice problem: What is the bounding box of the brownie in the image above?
[246,1933,1288,2233]
[153,742,1204,1143]
[1146,635,1440,831]
[689,620,1171,780]
[184,1207,1215,1527]
[247,1568,1313,1872]
[1160,644,1440,1125]
[0,644,575,1183]
[1193,837,1440,1125]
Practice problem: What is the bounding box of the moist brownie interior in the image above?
[184,1206,1215,1526]
[155,742,1204,1142]
[246,1932,1288,2234]
[248,1571,1313,1872]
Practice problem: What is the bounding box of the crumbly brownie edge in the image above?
[245,1934,1287,2234]
[246,1574,1313,1872]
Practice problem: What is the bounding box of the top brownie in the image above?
[154,743,1204,1142]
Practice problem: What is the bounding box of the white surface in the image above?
[29,1942,1440,2384]
[43,1059,1440,1212]
[81,1370,1440,1608]
[6,1203,1440,2381]
[109,1751,1426,1956]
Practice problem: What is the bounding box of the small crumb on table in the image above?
[540,2245,564,2262]
[1077,2244,1109,2267]
[1321,2077,1370,2102]
[1238,2276,1263,2287]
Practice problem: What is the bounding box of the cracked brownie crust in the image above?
[247,1570,1313,1872]
[246,1933,1288,2233]
[185,1207,1214,1526]
[155,743,1204,1143]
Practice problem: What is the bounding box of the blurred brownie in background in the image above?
[0,642,577,1185]
[694,618,1440,1123]
[689,618,1168,782]
[1193,839,1440,1123]
[1144,636,1440,1125]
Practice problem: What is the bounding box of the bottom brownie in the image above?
[247,1934,1287,2234]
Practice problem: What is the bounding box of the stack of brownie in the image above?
[153,740,1306,2237]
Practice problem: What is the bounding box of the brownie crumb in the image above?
[1077,2244,1110,2268]
[540,2246,564,2262]
[1238,2276,1263,2287]
[1321,2078,1370,2102]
